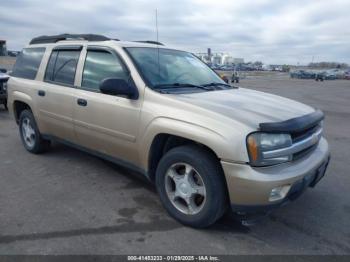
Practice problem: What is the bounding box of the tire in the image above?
[19,109,50,154]
[155,145,228,228]
[4,99,8,110]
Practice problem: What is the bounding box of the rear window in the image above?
[44,50,80,86]
[12,48,45,80]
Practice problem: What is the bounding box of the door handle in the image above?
[77,98,87,107]
[38,90,46,97]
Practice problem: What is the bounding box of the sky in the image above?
[1,0,349,65]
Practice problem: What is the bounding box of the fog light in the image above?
[269,185,291,202]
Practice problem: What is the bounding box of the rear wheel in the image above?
[156,145,228,228]
[19,110,50,153]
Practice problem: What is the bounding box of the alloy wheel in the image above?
[164,163,206,215]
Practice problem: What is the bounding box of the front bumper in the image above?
[221,138,330,212]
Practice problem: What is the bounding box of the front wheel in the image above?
[156,145,228,228]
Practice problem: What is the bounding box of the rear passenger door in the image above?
[38,46,82,142]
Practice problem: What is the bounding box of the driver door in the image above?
[73,46,142,164]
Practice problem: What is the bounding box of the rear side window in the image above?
[82,50,129,91]
[12,48,45,80]
[44,50,80,86]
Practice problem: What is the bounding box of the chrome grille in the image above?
[291,123,322,160]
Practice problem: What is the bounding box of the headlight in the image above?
[247,133,292,166]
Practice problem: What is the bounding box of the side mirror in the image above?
[99,78,138,99]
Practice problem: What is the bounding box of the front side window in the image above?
[81,50,129,91]
[12,48,45,80]
[125,47,226,89]
[44,50,80,86]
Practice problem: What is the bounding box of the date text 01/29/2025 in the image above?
[127,255,219,261]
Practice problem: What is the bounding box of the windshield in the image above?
[125,47,227,90]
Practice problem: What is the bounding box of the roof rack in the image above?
[29,34,115,45]
[134,40,164,46]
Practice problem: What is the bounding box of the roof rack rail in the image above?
[134,40,164,46]
[29,34,116,45]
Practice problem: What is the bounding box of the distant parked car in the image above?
[290,70,316,79]
[325,73,337,80]
[0,71,10,110]
[315,72,325,81]
[344,71,350,80]
[315,71,338,81]
[323,71,337,80]
[328,69,345,79]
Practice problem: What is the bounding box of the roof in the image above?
[29,34,164,47]
[29,34,112,44]
[27,40,171,49]
[24,34,188,53]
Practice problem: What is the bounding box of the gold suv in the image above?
[7,34,330,227]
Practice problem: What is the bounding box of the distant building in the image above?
[222,55,234,65]
[195,53,210,64]
[211,54,222,65]
[233,58,244,64]
[195,51,246,66]
[0,40,7,56]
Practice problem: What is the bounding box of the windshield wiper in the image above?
[201,82,232,88]
[153,83,214,91]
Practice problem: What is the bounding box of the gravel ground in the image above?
[0,75,349,255]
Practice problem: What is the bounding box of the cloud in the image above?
[1,0,349,64]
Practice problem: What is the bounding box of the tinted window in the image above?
[44,50,58,82]
[45,50,80,86]
[82,50,129,91]
[12,48,45,80]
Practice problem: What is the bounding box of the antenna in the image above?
[156,9,159,44]
[155,9,161,82]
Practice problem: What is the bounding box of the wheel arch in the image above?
[11,91,35,124]
[140,117,230,183]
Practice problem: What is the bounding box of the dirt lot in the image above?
[0,74,349,254]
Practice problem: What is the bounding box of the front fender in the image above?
[139,117,233,171]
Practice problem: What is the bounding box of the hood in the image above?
[172,88,315,129]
